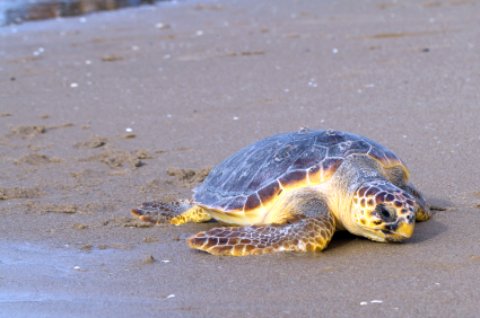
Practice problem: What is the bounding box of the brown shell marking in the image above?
[204,158,345,225]
[246,158,343,212]
[214,156,344,218]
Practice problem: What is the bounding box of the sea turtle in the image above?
[132,129,431,256]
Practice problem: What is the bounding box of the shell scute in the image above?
[314,130,347,144]
[224,196,247,211]
[278,170,307,187]
[290,146,327,170]
[257,181,282,204]
[329,140,372,158]
[367,145,388,162]
[245,193,262,210]
[321,157,343,172]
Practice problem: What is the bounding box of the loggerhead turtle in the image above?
[132,129,431,256]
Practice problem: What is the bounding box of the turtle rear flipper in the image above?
[132,200,211,224]
[188,215,335,256]
[170,205,212,225]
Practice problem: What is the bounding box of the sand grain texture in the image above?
[1,0,480,317]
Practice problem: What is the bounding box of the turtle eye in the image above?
[376,205,396,222]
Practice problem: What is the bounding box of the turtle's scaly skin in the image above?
[132,129,431,256]
[188,214,336,256]
[351,181,417,241]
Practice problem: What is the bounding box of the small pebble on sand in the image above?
[155,22,170,29]
[308,79,318,88]
[143,255,156,264]
[33,47,45,56]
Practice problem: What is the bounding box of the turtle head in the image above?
[350,181,416,242]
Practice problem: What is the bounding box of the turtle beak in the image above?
[395,221,415,239]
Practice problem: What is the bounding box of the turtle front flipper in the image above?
[188,215,336,256]
[400,183,432,222]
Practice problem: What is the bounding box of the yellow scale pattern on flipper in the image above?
[187,215,336,256]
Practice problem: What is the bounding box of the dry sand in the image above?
[1,0,480,317]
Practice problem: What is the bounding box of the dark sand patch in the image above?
[69,169,107,189]
[166,167,211,188]
[47,122,75,130]
[225,50,266,57]
[362,30,446,39]
[193,3,224,11]
[7,123,74,139]
[142,236,159,243]
[43,204,79,214]
[21,202,116,215]
[80,244,94,251]
[73,223,89,230]
[472,192,480,208]
[139,178,173,194]
[122,133,136,139]
[142,255,156,265]
[70,169,103,180]
[0,187,43,200]
[101,54,124,62]
[103,216,154,228]
[15,153,62,165]
[81,149,151,169]
[9,125,47,138]
[74,136,108,149]
[80,243,131,251]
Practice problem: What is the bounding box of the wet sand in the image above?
[1,0,480,316]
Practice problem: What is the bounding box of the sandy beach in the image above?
[1,0,480,316]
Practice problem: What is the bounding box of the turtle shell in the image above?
[194,129,406,213]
